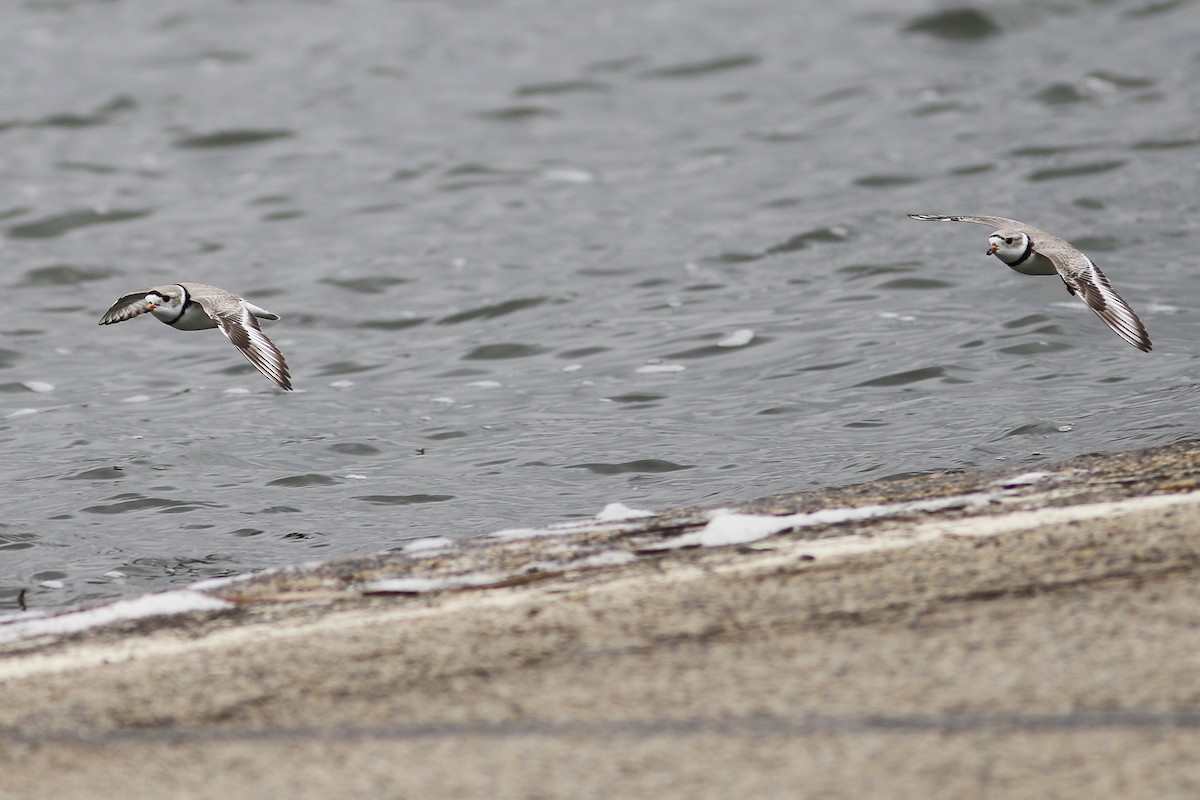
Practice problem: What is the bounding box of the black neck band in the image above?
[1003,237,1035,267]
[165,284,190,325]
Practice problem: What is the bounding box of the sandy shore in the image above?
[4,441,1200,798]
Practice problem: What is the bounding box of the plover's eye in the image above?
[1004,237,1014,244]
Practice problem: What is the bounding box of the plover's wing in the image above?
[99,289,157,325]
[189,292,293,390]
[184,282,281,321]
[1038,246,1152,353]
[908,213,1027,229]
[908,214,1068,248]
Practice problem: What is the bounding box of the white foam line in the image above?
[595,502,655,522]
[358,573,503,595]
[0,591,232,646]
[402,536,456,554]
[921,490,1200,539]
[651,491,998,550]
[713,489,1200,576]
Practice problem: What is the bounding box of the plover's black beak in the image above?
[987,244,998,255]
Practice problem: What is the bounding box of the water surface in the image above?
[2,0,1199,610]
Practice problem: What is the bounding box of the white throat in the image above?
[152,287,217,330]
[989,234,1056,276]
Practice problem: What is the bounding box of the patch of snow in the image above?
[358,572,502,595]
[188,572,258,592]
[402,536,455,554]
[0,591,232,645]
[489,527,550,541]
[568,550,637,569]
[652,492,998,550]
[669,514,789,548]
[595,502,655,522]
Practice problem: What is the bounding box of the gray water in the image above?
[2,0,1199,612]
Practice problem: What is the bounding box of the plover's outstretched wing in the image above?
[99,289,158,325]
[908,213,1024,229]
[188,289,293,390]
[1038,246,1152,353]
[907,214,1063,245]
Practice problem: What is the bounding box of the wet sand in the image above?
[4,442,1200,798]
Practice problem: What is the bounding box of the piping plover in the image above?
[909,214,1151,352]
[100,283,293,390]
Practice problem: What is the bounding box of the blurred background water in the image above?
[2,0,1198,611]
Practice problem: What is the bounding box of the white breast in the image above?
[159,301,218,331]
[1005,251,1058,277]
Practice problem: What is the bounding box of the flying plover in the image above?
[100,282,293,389]
[909,214,1151,352]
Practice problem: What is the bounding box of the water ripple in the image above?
[28,95,136,129]
[852,366,952,388]
[81,495,220,515]
[1131,137,1200,150]
[266,474,341,488]
[1025,161,1127,181]
[172,129,294,148]
[637,54,761,79]
[7,209,152,239]
[328,443,381,456]
[0,530,38,551]
[19,264,119,286]
[438,297,550,325]
[354,494,454,505]
[567,460,694,475]
[853,174,922,188]
[319,276,410,294]
[63,467,126,481]
[515,80,608,96]
[475,107,559,122]
[462,343,548,360]
[903,9,1002,40]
